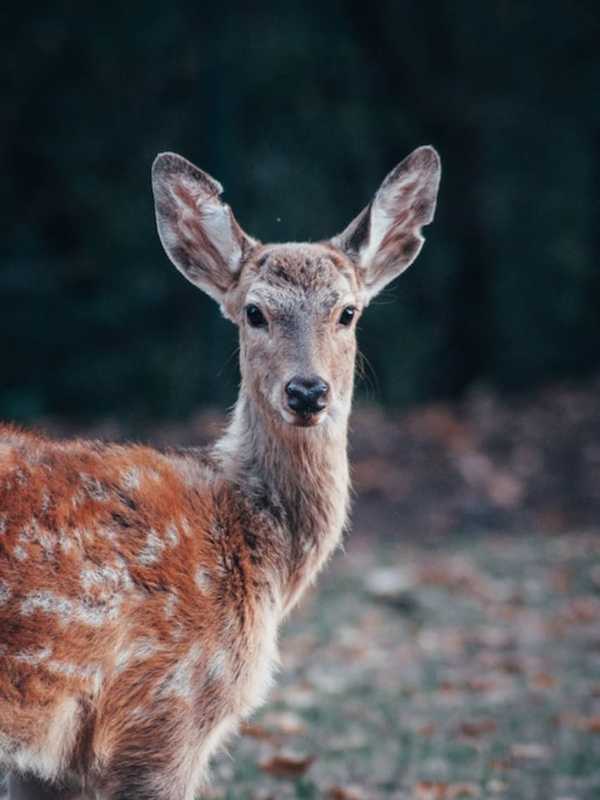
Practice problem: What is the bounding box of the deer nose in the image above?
[285,376,330,415]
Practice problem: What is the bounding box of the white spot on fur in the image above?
[40,490,51,513]
[0,579,12,605]
[59,531,74,553]
[14,646,52,665]
[21,591,74,619]
[138,529,166,565]
[13,545,28,561]
[115,638,162,673]
[194,567,212,593]
[21,589,122,627]
[0,442,14,460]
[97,524,118,543]
[80,560,132,594]
[0,514,7,534]
[166,522,179,546]
[14,469,27,486]
[121,467,141,491]
[164,593,178,618]
[16,519,55,556]
[37,529,56,555]
[71,490,84,509]
[81,474,109,501]
[160,643,202,701]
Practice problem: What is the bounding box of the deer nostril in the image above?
[285,376,330,415]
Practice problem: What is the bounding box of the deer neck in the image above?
[215,388,351,610]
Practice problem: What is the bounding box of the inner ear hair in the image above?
[332,146,441,301]
[152,152,258,305]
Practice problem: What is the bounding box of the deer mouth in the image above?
[281,407,327,428]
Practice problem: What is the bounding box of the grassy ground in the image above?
[208,531,600,800]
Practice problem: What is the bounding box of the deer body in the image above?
[0,147,440,799]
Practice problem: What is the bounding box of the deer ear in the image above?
[152,153,258,306]
[332,146,441,303]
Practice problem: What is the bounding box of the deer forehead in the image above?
[241,244,358,309]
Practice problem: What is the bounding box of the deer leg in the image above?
[7,773,82,800]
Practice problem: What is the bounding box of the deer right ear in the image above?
[152,153,258,308]
[332,146,441,304]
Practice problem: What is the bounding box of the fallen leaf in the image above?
[529,671,558,690]
[489,757,513,771]
[414,782,448,800]
[458,719,497,738]
[415,722,437,737]
[259,750,315,779]
[578,715,600,733]
[414,782,480,799]
[448,784,480,799]
[239,722,273,740]
[561,596,600,624]
[326,785,367,800]
[560,714,600,733]
[261,711,307,736]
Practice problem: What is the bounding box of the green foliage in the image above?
[1,1,599,420]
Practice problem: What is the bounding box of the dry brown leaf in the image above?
[326,785,367,800]
[560,714,600,733]
[529,671,558,689]
[414,783,480,800]
[261,711,307,736]
[239,722,274,740]
[466,678,497,693]
[258,750,315,779]
[448,785,480,799]
[415,722,437,737]
[489,757,513,771]
[414,782,448,800]
[561,596,600,624]
[578,715,600,733]
[458,718,497,738]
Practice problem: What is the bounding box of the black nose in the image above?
[285,376,330,415]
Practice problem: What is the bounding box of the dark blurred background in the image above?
[2,1,599,424]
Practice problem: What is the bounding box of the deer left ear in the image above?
[332,146,441,303]
[152,153,258,310]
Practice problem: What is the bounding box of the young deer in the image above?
[0,146,440,799]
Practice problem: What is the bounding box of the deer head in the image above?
[152,147,441,430]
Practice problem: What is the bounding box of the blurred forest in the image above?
[1,1,599,422]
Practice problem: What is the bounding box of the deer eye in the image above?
[338,306,357,327]
[245,304,267,329]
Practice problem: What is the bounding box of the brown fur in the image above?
[0,146,440,799]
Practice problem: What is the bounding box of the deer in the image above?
[0,145,441,799]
